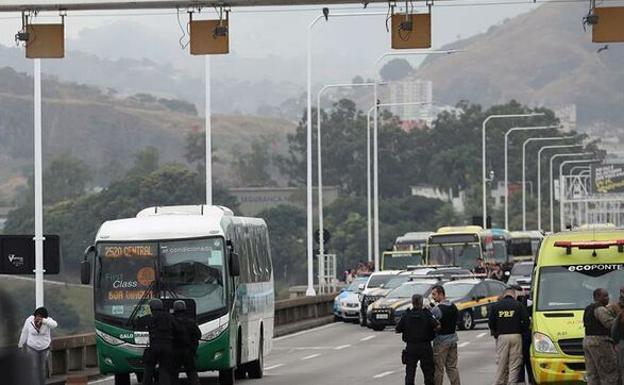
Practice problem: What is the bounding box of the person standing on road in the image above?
[134,298,175,385]
[583,288,618,385]
[430,285,460,385]
[510,285,535,385]
[171,300,201,385]
[17,307,57,385]
[611,288,624,383]
[488,288,529,385]
[396,294,440,385]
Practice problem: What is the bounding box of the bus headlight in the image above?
[202,322,229,341]
[96,329,124,346]
[533,332,558,354]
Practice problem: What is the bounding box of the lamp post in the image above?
[482,113,544,228]
[521,136,575,230]
[559,159,600,231]
[549,152,593,232]
[536,144,581,230]
[316,81,377,266]
[503,125,558,229]
[366,100,431,268]
[34,58,44,308]
[371,49,460,271]
[305,10,385,296]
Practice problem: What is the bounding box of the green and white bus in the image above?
[80,205,274,385]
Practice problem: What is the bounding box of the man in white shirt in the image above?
[18,307,58,385]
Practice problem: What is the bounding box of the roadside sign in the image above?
[0,235,61,274]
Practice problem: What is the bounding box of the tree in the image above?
[233,137,276,187]
[379,59,413,81]
[129,146,160,177]
[43,153,91,204]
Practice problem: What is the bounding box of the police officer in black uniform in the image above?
[395,294,440,385]
[488,288,529,385]
[171,300,201,385]
[134,298,175,385]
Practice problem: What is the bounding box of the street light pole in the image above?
[305,10,385,296]
[317,82,376,265]
[371,49,460,270]
[521,136,575,230]
[205,56,212,205]
[34,58,45,308]
[559,159,599,230]
[367,100,431,269]
[503,125,558,229]
[482,113,544,229]
[536,144,581,231]
[549,152,593,232]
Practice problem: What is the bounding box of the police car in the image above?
[333,276,368,322]
[358,271,402,327]
[366,279,438,331]
[443,278,509,330]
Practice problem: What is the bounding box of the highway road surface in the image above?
[90,322,498,385]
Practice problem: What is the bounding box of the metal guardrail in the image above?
[47,294,337,380]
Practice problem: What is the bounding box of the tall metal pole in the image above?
[317,82,376,265]
[205,56,212,205]
[372,50,460,271]
[521,136,575,230]
[503,125,557,229]
[371,101,430,271]
[305,11,385,296]
[549,152,592,232]
[559,160,599,231]
[482,113,544,229]
[34,58,44,308]
[537,144,580,231]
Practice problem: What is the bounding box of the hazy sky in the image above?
[0,1,539,83]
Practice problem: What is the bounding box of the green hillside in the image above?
[0,67,296,203]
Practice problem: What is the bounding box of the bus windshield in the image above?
[95,243,157,322]
[492,240,508,263]
[95,238,226,324]
[536,264,624,311]
[428,238,481,269]
[160,238,226,316]
[383,252,423,270]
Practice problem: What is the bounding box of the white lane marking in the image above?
[264,363,284,370]
[373,371,395,378]
[301,353,321,360]
[476,332,487,338]
[458,341,470,348]
[274,323,338,341]
[89,377,114,384]
[294,346,332,350]
[360,335,376,342]
[334,344,351,350]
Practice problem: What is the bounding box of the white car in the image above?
[333,276,368,322]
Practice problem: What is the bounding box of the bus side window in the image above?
[263,230,272,280]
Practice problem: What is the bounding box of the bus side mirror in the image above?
[229,253,241,277]
[80,260,91,285]
[80,245,96,285]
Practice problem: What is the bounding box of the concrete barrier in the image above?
[47,293,337,383]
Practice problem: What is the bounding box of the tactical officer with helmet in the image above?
[134,298,175,385]
[395,294,440,385]
[171,300,201,385]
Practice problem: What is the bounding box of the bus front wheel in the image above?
[219,369,235,385]
[114,374,130,385]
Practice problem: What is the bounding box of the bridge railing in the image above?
[47,293,338,379]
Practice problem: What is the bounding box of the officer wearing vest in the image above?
[431,285,461,385]
[395,294,440,385]
[583,288,618,385]
[171,300,201,385]
[488,288,529,385]
[134,298,175,385]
